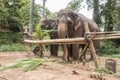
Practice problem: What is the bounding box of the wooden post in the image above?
[79,43,89,60]
[26,43,31,56]
[84,22,99,68]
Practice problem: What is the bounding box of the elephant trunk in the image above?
[58,22,68,39]
[58,22,69,62]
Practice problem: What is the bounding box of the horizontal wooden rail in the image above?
[24,35,120,44]
[24,38,86,44]
[86,31,120,34]
[94,36,120,40]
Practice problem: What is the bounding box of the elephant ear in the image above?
[49,19,57,30]
[66,10,81,31]
[74,14,81,31]
[74,21,81,31]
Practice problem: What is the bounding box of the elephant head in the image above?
[57,9,82,62]
[40,18,57,30]
[40,18,59,57]
[57,9,81,38]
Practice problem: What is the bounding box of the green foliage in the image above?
[101,0,119,31]
[102,53,120,58]
[99,41,120,55]
[32,24,49,57]
[0,58,48,71]
[0,44,27,52]
[32,24,48,40]
[66,0,83,12]
[45,9,57,19]
[0,32,23,45]
[0,0,43,32]
[19,2,42,27]
[84,0,120,31]
[0,0,28,32]
[95,67,114,74]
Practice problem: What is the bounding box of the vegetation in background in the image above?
[0,0,43,32]
[99,41,120,55]
[0,32,23,45]
[66,0,83,12]
[0,44,26,52]
[0,0,29,32]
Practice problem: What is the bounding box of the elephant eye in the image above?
[67,20,73,25]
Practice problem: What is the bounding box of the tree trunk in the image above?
[42,0,46,18]
[29,0,34,36]
[93,0,100,25]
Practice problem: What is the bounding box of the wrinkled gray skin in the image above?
[40,18,58,57]
[57,9,99,63]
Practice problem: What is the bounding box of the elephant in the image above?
[57,9,99,63]
[40,18,59,57]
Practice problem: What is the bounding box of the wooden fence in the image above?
[24,22,120,68]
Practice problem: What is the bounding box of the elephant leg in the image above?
[50,44,58,57]
[67,44,72,62]
[50,34,58,57]
[67,44,72,58]
[62,44,69,62]
[72,44,79,63]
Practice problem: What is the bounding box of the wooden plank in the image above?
[84,22,99,68]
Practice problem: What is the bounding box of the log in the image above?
[102,33,120,36]
[86,31,120,34]
[85,32,120,39]
[26,43,31,55]
[92,33,120,37]
[79,43,89,60]
[24,38,86,44]
[93,36,120,40]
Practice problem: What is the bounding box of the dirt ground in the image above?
[0,52,120,80]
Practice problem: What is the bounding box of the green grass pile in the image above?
[0,58,48,72]
[94,67,113,74]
